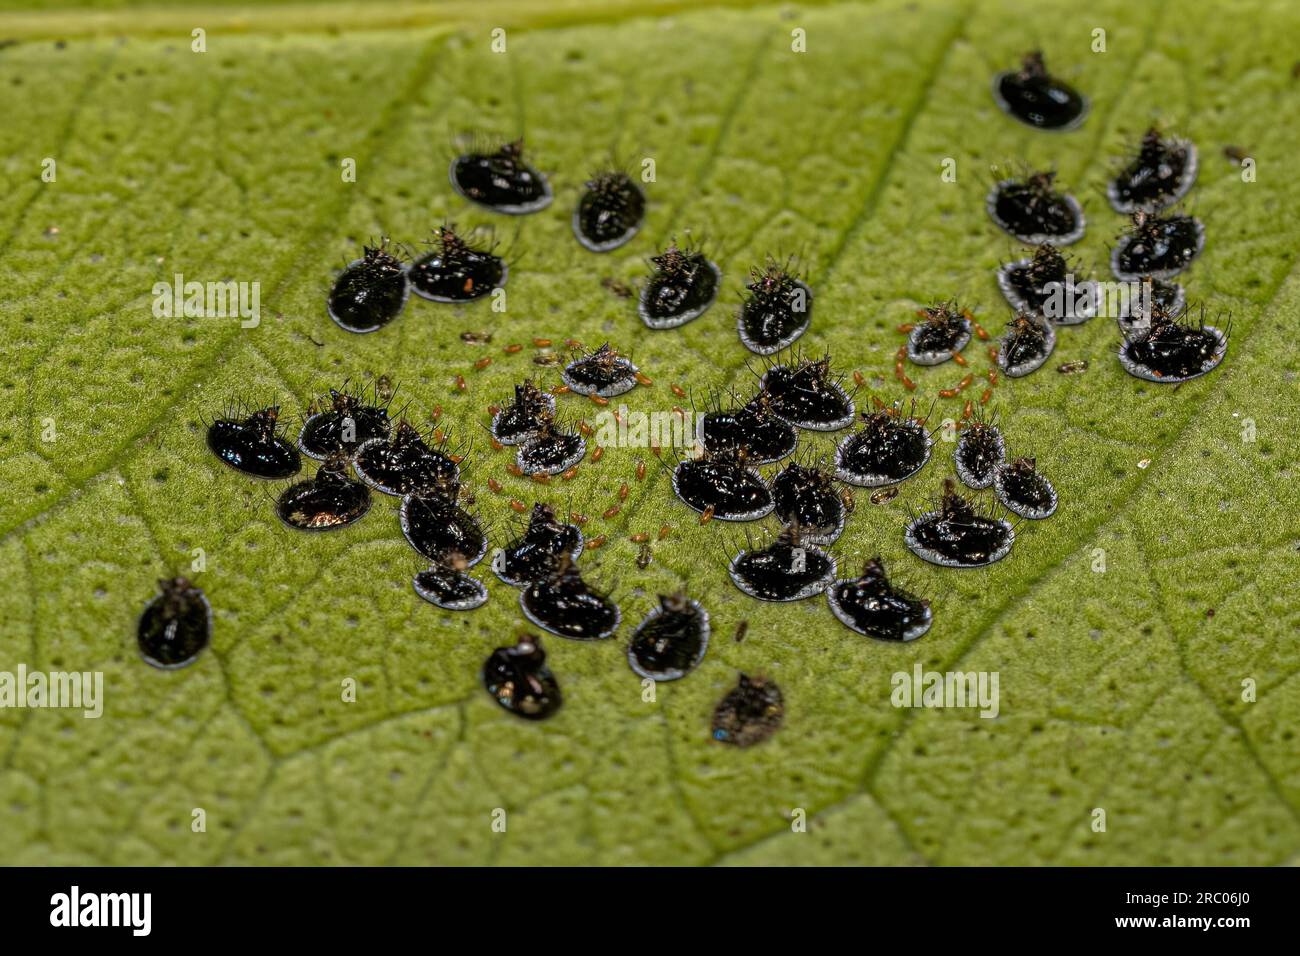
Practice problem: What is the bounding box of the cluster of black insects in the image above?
[140,55,1229,745]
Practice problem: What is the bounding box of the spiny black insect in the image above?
[954,415,1006,490]
[1111,209,1205,281]
[413,558,488,611]
[638,241,721,330]
[986,170,1085,245]
[561,342,639,398]
[400,486,487,566]
[409,224,506,303]
[997,242,1091,322]
[516,418,586,477]
[728,526,836,602]
[299,382,392,459]
[353,419,459,496]
[492,502,584,587]
[992,50,1088,131]
[699,389,798,464]
[907,302,973,365]
[671,447,773,521]
[491,380,556,446]
[206,403,301,480]
[736,258,813,355]
[993,456,1058,520]
[905,478,1015,568]
[626,593,711,682]
[1108,127,1199,214]
[834,405,932,488]
[770,459,845,544]
[482,634,561,720]
[520,558,620,641]
[827,557,932,642]
[449,138,552,215]
[997,311,1056,378]
[1116,276,1185,333]
[712,674,784,747]
[573,169,645,252]
[759,354,855,431]
[138,577,212,670]
[276,452,371,531]
[327,240,410,334]
[1118,304,1229,383]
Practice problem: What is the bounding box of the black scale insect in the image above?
[400,478,488,567]
[827,557,932,642]
[450,139,552,215]
[516,418,586,477]
[712,674,784,747]
[1108,127,1199,214]
[736,258,813,355]
[997,311,1056,378]
[327,240,410,334]
[907,302,973,365]
[986,170,1085,245]
[993,456,1058,520]
[206,403,301,480]
[672,447,773,521]
[298,383,393,459]
[573,170,646,252]
[759,354,855,431]
[276,452,372,531]
[728,525,836,602]
[954,414,1006,490]
[626,593,711,682]
[561,342,640,398]
[353,420,459,496]
[491,503,584,587]
[770,459,846,544]
[1118,304,1228,383]
[1111,209,1204,281]
[992,50,1088,131]
[409,224,506,303]
[905,479,1015,568]
[698,389,798,464]
[138,577,212,670]
[491,380,556,446]
[834,406,932,488]
[414,555,489,612]
[997,242,1094,323]
[520,558,620,641]
[483,634,561,720]
[638,241,722,330]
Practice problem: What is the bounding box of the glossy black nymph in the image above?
[482,634,562,720]
[492,503,584,587]
[712,674,784,747]
[728,526,836,602]
[827,557,932,642]
[491,380,556,446]
[573,170,646,251]
[520,560,620,641]
[138,577,212,670]
[907,302,973,366]
[770,460,845,544]
[997,311,1056,378]
[638,242,721,330]
[409,225,506,303]
[450,139,552,215]
[327,241,410,334]
[276,452,372,531]
[1111,210,1204,281]
[905,479,1015,568]
[993,456,1058,520]
[698,390,798,465]
[1118,305,1228,383]
[760,355,855,431]
[986,170,1085,245]
[992,51,1088,131]
[206,403,301,480]
[736,259,813,355]
[834,407,932,488]
[561,343,640,398]
[353,420,459,496]
[671,448,773,521]
[627,593,710,682]
[299,383,392,459]
[1108,127,1199,214]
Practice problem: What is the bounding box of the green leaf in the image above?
[2,0,1298,866]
